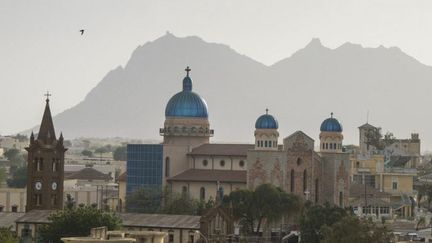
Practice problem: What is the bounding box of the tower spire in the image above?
[38,92,56,144]
[182,66,193,91]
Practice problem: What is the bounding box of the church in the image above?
[126,67,351,206]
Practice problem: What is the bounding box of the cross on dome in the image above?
[185,66,191,77]
[266,108,269,115]
[331,112,333,118]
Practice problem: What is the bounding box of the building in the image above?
[25,95,67,211]
[350,123,418,218]
[125,67,351,209]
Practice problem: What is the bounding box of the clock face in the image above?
[35,181,42,191]
[52,182,57,191]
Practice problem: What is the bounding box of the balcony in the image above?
[383,167,417,175]
[159,127,214,137]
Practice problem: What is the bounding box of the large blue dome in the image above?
[165,70,209,118]
[320,114,342,132]
[255,111,278,129]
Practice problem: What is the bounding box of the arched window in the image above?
[264,141,268,147]
[220,160,225,167]
[325,143,328,149]
[200,187,205,200]
[303,169,307,192]
[290,169,295,192]
[322,143,325,149]
[297,158,302,166]
[333,143,337,149]
[165,157,170,177]
[329,143,333,149]
[315,179,319,203]
[239,160,245,168]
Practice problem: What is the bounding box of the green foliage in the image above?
[113,146,127,161]
[364,127,395,150]
[7,166,27,188]
[65,194,76,210]
[300,203,349,243]
[223,183,301,234]
[3,149,25,166]
[81,150,93,157]
[162,193,198,215]
[39,206,122,243]
[126,187,163,213]
[0,167,6,184]
[321,216,393,243]
[0,227,19,243]
[126,187,214,215]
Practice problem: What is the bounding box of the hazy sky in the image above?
[2,0,432,142]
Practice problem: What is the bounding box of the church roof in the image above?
[188,144,253,157]
[0,212,25,230]
[167,169,246,183]
[37,97,57,144]
[65,167,112,181]
[15,210,53,224]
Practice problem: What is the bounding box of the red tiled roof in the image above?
[167,169,246,183]
[188,144,253,157]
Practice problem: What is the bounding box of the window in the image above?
[52,159,58,172]
[329,143,333,149]
[333,143,336,149]
[297,158,302,166]
[239,160,245,167]
[392,182,398,190]
[325,143,328,149]
[339,191,343,207]
[35,194,42,206]
[322,143,325,149]
[290,169,295,192]
[202,160,208,167]
[315,179,319,203]
[356,161,360,168]
[200,187,206,200]
[182,186,188,194]
[35,158,44,172]
[260,141,263,147]
[264,141,268,147]
[51,194,57,206]
[303,170,307,192]
[11,205,17,212]
[0,206,3,212]
[168,230,174,243]
[220,160,225,167]
[165,157,170,177]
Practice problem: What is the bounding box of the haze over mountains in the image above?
[30,33,432,149]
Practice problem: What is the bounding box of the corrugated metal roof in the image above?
[120,213,200,229]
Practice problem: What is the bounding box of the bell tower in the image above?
[25,93,67,211]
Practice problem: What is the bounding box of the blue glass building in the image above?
[126,144,163,195]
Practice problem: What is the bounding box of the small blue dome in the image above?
[165,67,209,118]
[320,113,342,132]
[255,111,278,129]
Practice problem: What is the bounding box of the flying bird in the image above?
[79,29,85,35]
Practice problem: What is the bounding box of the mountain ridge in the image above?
[27,33,432,149]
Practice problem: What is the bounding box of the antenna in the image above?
[366,110,369,124]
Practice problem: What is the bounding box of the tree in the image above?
[126,187,163,213]
[162,193,198,215]
[113,146,127,161]
[0,167,6,185]
[223,184,301,235]
[3,149,25,166]
[300,203,349,243]
[0,227,19,243]
[321,216,393,243]
[81,150,93,157]
[65,194,76,210]
[7,166,27,188]
[364,128,396,151]
[39,206,122,243]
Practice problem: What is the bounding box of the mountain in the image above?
[30,33,432,148]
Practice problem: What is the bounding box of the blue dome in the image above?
[320,114,342,132]
[165,70,209,118]
[255,112,278,129]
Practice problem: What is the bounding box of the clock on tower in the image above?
[25,93,67,212]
